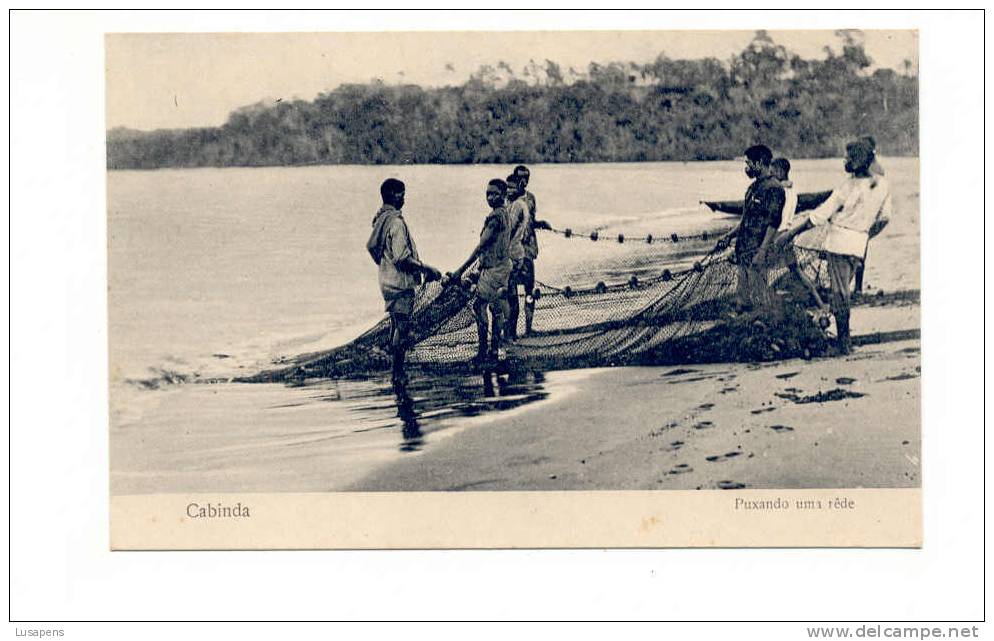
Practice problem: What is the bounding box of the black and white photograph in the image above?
[9,7,987,628]
[108,28,920,509]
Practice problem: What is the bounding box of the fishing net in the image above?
[245,217,850,383]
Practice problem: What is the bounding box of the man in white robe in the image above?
[779,140,892,354]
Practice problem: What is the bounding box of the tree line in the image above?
[106,31,918,169]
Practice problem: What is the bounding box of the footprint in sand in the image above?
[697,403,715,411]
[884,372,918,381]
[776,389,866,404]
[661,440,684,452]
[719,386,739,394]
[506,455,552,467]
[648,422,680,437]
[667,464,693,475]
[663,368,701,377]
[693,421,714,430]
[769,424,795,433]
[751,407,777,414]
[717,480,747,490]
[706,452,742,463]
[668,375,715,384]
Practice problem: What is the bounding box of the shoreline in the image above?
[109,303,920,495]
[105,154,922,173]
[352,336,920,492]
[108,364,600,496]
[351,301,920,491]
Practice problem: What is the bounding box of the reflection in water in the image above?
[284,366,550,455]
[357,366,550,453]
[392,380,424,452]
[482,371,496,398]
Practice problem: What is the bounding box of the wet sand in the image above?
[353,304,920,491]
[110,368,585,494]
[111,302,919,494]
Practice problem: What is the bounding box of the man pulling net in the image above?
[449,178,514,366]
[503,173,529,342]
[365,178,443,385]
[715,144,785,316]
[777,138,892,354]
[510,165,551,338]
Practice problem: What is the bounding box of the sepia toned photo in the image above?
[107,29,921,549]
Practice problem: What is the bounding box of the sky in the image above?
[106,29,918,131]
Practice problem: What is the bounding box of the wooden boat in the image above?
[703,190,833,215]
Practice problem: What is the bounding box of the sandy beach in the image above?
[353,325,920,492]
[110,300,919,494]
[109,159,920,495]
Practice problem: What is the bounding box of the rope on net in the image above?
[548,225,717,245]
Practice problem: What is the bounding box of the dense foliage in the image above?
[107,32,918,169]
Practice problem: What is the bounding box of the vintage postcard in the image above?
[107,29,921,549]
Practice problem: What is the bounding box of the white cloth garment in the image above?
[793,175,892,257]
[778,185,799,232]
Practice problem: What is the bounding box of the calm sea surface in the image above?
[108,159,919,493]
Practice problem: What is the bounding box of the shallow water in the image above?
[108,158,919,494]
[111,366,574,494]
